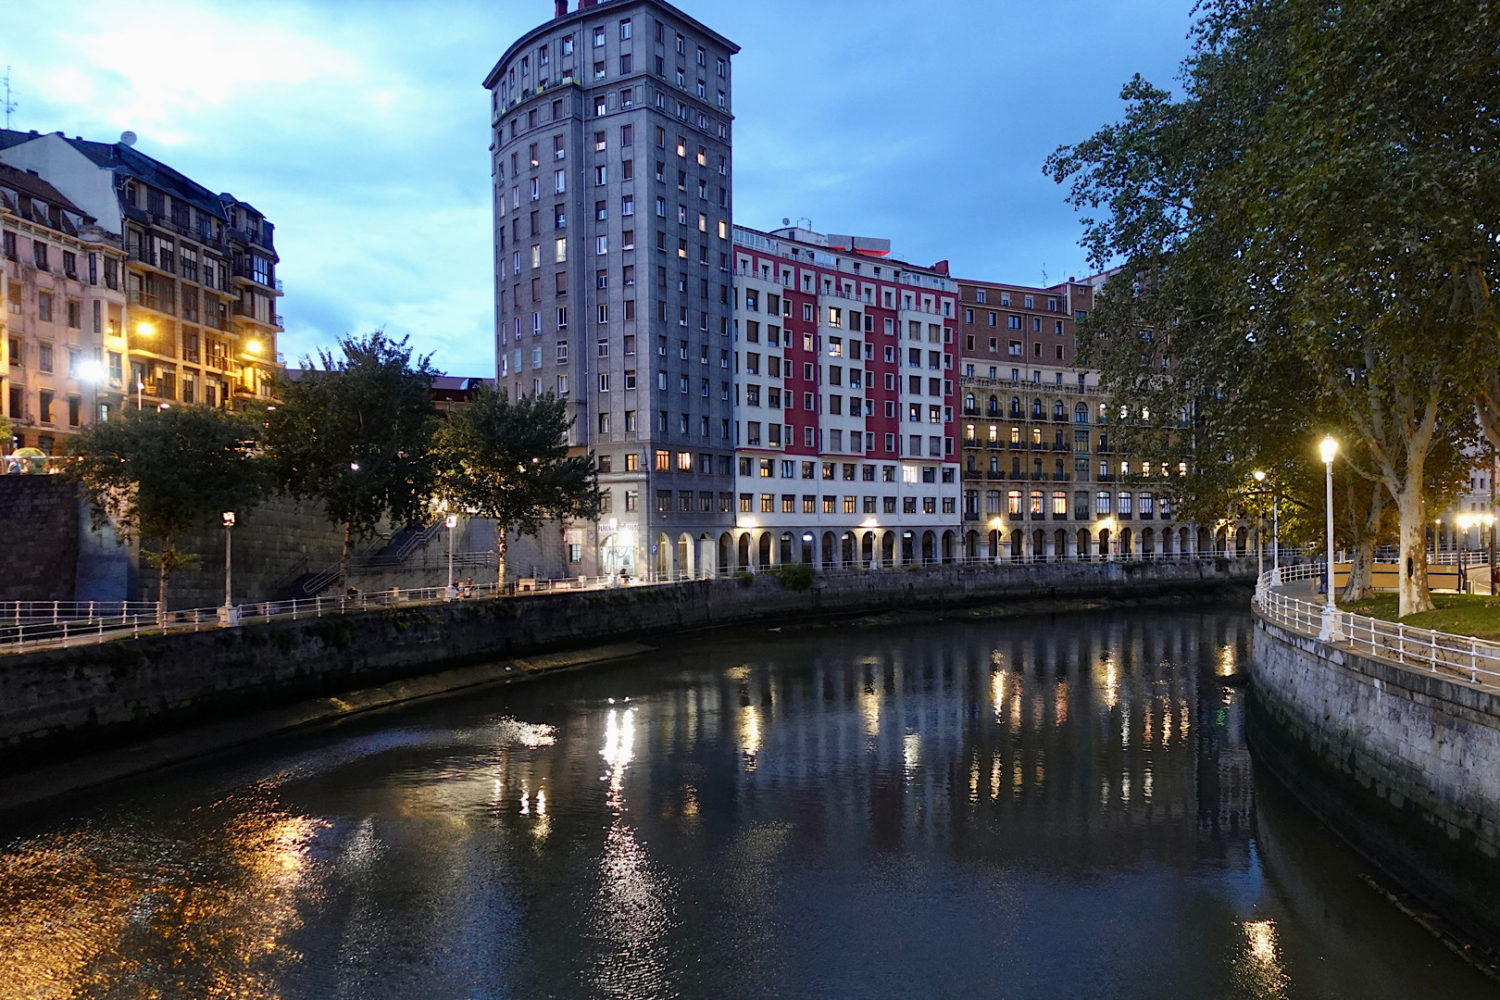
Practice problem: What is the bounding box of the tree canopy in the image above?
[432,387,600,586]
[65,404,267,608]
[266,331,441,588]
[1048,0,1500,616]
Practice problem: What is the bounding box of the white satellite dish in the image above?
[120,131,137,146]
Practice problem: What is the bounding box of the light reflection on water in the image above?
[0,605,1494,1000]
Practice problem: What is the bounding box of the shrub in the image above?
[766,563,815,591]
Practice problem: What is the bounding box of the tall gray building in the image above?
[485,0,738,580]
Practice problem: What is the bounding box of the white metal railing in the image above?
[2,553,1252,656]
[1256,565,1500,690]
[0,574,671,655]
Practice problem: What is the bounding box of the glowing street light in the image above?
[1318,436,1340,640]
[77,357,106,425]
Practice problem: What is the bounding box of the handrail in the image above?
[1255,564,1500,690]
[0,553,1252,655]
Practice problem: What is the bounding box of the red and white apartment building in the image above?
[727,225,962,570]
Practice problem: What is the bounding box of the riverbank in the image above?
[0,560,1251,812]
[1249,611,1500,965]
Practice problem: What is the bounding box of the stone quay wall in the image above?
[1250,613,1500,953]
[0,559,1248,766]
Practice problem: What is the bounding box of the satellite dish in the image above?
[119,131,137,146]
[781,217,790,226]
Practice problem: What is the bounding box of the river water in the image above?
[1,603,1495,999]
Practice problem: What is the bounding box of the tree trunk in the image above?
[1341,483,1386,602]
[339,522,352,595]
[1395,483,1433,617]
[497,522,509,590]
[157,538,171,624]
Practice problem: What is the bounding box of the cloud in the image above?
[3,0,1197,376]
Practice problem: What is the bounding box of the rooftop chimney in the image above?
[555,0,568,15]
[580,0,597,8]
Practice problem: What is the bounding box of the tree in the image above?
[432,387,600,588]
[1049,0,1500,616]
[266,332,440,590]
[65,405,267,610]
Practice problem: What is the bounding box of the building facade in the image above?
[0,130,282,431]
[958,275,1222,562]
[726,225,962,570]
[485,0,739,579]
[0,162,127,452]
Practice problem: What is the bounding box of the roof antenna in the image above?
[2,67,16,129]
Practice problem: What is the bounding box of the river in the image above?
[1,603,1494,999]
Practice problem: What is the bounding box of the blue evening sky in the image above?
[4,0,1195,376]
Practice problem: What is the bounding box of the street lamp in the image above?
[1318,436,1340,640]
[219,511,239,627]
[445,513,458,599]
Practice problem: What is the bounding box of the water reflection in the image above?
[0,606,1493,999]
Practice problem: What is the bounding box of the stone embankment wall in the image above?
[1251,614,1500,953]
[0,559,1247,765]
[0,475,82,602]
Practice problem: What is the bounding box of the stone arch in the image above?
[677,532,695,578]
[757,531,773,567]
[1119,527,1134,560]
[655,532,673,579]
[1054,528,1069,560]
[1098,527,1113,560]
[1140,526,1155,560]
[965,529,981,562]
[821,530,837,568]
[881,531,896,568]
[1234,525,1248,556]
[719,532,734,574]
[861,531,876,568]
[1197,525,1212,555]
[840,531,856,567]
[738,532,753,569]
[1010,528,1026,562]
[1077,527,1093,561]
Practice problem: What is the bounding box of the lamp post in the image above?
[219,511,239,626]
[1318,437,1340,640]
[1252,470,1266,586]
[445,513,458,599]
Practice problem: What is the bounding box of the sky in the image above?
[4,0,1197,376]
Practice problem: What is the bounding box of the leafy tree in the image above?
[65,406,267,610]
[1049,0,1499,616]
[432,387,600,587]
[267,332,441,590]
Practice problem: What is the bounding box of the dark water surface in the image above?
[2,604,1495,999]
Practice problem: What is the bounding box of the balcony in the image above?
[127,289,173,314]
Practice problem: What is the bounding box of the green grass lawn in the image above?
[1340,593,1500,640]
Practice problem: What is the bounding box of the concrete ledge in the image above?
[0,561,1250,780]
[0,640,654,814]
